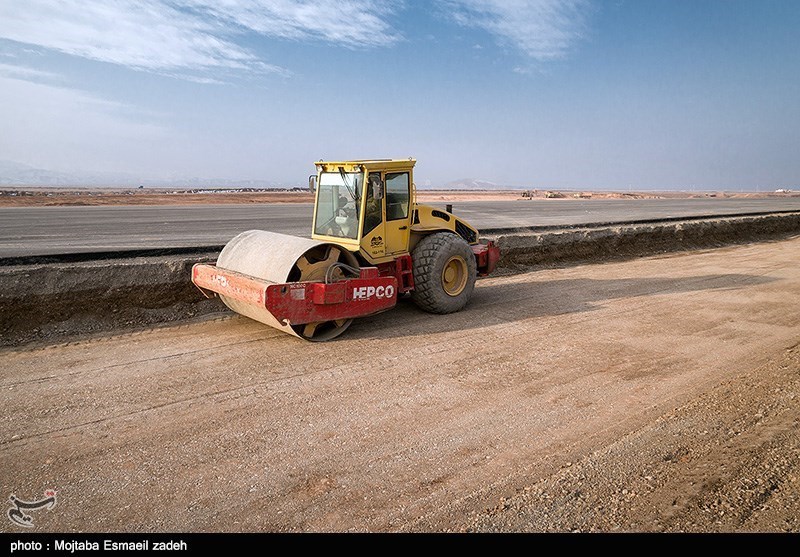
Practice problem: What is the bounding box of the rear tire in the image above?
[411,232,477,314]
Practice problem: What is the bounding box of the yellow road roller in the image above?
[192,159,500,340]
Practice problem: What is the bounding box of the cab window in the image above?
[313,171,362,239]
[385,172,409,221]
[363,172,383,236]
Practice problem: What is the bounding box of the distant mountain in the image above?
[440,178,511,190]
[0,160,81,186]
[0,160,527,191]
[0,160,294,188]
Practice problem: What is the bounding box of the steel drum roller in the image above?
[216,230,359,341]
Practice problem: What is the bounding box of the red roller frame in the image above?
[472,240,500,276]
[192,263,398,325]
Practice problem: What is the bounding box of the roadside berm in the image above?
[1,212,798,347]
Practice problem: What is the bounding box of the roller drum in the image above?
[216,230,359,341]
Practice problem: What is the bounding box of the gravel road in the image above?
[1,237,798,532]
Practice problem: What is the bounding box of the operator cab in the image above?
[311,159,415,264]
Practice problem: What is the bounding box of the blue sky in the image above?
[0,0,798,189]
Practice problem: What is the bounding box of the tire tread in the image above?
[411,232,477,314]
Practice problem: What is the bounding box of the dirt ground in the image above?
[1,187,795,207]
[1,237,798,532]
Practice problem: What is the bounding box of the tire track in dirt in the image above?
[1,238,798,532]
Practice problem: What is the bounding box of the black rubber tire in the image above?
[411,232,477,314]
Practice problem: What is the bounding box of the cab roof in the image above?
[315,159,416,172]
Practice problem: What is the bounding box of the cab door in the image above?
[382,171,412,255]
[361,172,386,260]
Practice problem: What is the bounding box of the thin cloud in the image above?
[0,63,61,81]
[0,1,259,73]
[0,75,168,171]
[185,0,402,48]
[1,73,162,119]
[160,73,228,85]
[441,0,591,61]
[0,1,400,79]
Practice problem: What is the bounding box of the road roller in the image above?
[192,159,500,340]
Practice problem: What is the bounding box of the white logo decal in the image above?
[290,287,306,300]
[353,284,395,300]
